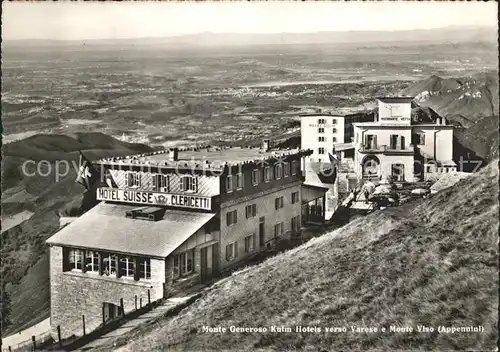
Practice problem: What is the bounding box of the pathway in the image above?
[78,288,205,350]
[1,318,51,350]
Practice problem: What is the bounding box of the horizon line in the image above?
[3,25,495,42]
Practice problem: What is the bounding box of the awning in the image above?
[46,202,216,258]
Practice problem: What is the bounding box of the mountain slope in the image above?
[1,133,153,334]
[400,71,498,127]
[112,162,498,352]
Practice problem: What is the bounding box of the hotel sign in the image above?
[97,188,211,210]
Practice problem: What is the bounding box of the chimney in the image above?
[261,139,271,152]
[167,148,179,161]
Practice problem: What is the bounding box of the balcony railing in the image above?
[359,144,414,153]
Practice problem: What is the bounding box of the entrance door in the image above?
[200,247,208,283]
[259,217,265,247]
[212,244,219,275]
[391,164,405,181]
[103,302,121,323]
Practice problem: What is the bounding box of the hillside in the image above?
[400,71,499,162]
[110,162,498,351]
[400,71,498,127]
[1,133,153,334]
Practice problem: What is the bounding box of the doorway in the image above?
[103,302,122,323]
[200,247,208,283]
[259,217,265,247]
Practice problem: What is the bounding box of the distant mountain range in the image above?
[400,70,499,162]
[4,26,497,48]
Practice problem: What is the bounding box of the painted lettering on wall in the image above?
[97,188,211,210]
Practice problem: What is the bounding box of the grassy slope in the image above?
[1,132,153,334]
[113,162,498,352]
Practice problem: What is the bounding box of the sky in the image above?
[2,1,497,41]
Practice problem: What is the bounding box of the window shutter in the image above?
[234,242,238,258]
[234,210,237,224]
[275,198,278,210]
[152,174,157,191]
[124,173,129,187]
[421,134,425,145]
[137,173,141,187]
[226,212,231,226]
[134,258,140,281]
[226,245,230,261]
[253,204,256,217]
[194,177,199,192]
[180,176,185,191]
[373,135,378,149]
[62,247,70,271]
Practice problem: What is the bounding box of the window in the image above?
[226,242,238,261]
[251,169,260,185]
[401,136,406,150]
[264,166,272,182]
[291,216,300,233]
[274,222,284,238]
[275,196,284,210]
[318,136,325,142]
[390,135,398,150]
[332,137,337,142]
[245,234,255,253]
[283,162,290,177]
[153,174,169,192]
[180,175,198,192]
[226,175,233,193]
[119,256,135,278]
[318,118,326,124]
[236,173,243,189]
[138,258,151,280]
[291,160,300,175]
[85,250,99,273]
[365,134,376,149]
[102,253,117,276]
[274,164,283,180]
[125,172,141,188]
[68,249,83,271]
[332,119,337,125]
[291,191,299,204]
[332,128,337,133]
[318,147,325,155]
[226,210,238,226]
[318,127,325,133]
[174,250,194,278]
[246,204,257,218]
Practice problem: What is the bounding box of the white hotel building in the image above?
[352,97,456,182]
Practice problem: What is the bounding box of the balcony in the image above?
[359,144,414,154]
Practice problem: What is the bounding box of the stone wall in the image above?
[49,246,165,340]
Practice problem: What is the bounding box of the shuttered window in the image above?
[180,175,198,192]
[125,172,141,188]
[153,174,169,192]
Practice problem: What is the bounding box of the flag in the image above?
[76,151,100,191]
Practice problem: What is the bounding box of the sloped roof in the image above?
[46,202,216,258]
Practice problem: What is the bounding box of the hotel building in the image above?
[46,145,322,339]
[352,97,456,182]
[300,111,376,218]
